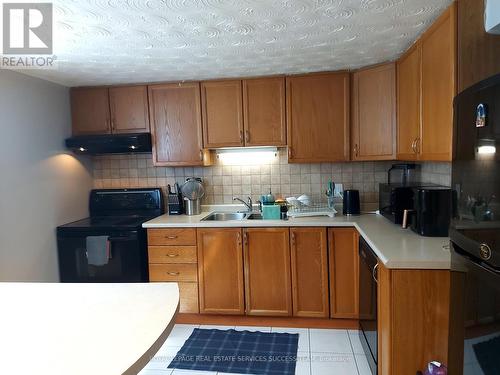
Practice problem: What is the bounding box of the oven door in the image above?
[359,237,378,375]
[452,241,500,375]
[57,229,148,282]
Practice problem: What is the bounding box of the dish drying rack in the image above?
[287,201,337,218]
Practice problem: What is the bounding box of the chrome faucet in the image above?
[233,196,253,212]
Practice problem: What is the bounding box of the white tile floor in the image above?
[140,324,371,375]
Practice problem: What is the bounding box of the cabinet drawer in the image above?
[179,282,199,313]
[148,228,196,246]
[149,264,198,282]
[148,246,197,264]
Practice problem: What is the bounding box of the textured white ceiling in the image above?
[21,0,453,86]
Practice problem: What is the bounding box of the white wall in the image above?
[0,70,93,281]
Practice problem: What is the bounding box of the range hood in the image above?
[485,0,500,34]
[65,133,152,155]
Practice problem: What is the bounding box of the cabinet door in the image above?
[148,83,206,166]
[243,228,292,316]
[109,85,149,133]
[71,87,110,135]
[397,44,421,160]
[328,228,359,319]
[420,4,456,161]
[201,80,244,148]
[290,228,329,318]
[352,63,396,160]
[197,228,245,315]
[243,77,286,146]
[286,73,350,162]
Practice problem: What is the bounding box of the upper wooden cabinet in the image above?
[149,82,210,166]
[329,228,359,319]
[71,87,111,135]
[243,77,286,146]
[243,228,292,316]
[420,4,456,161]
[352,63,396,161]
[201,80,244,148]
[286,72,350,163]
[290,227,329,318]
[109,85,149,133]
[197,228,245,315]
[396,3,456,161]
[397,44,421,160]
[201,77,286,148]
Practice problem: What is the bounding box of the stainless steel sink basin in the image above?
[246,213,263,220]
[201,212,248,221]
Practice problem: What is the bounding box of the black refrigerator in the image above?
[450,73,500,375]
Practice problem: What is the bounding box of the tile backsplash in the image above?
[92,150,451,208]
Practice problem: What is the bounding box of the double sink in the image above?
[201,212,263,221]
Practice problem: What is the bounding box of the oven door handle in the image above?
[107,235,137,242]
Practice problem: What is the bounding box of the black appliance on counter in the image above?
[410,186,453,237]
[343,189,361,215]
[379,163,419,224]
[450,74,500,374]
[57,188,163,282]
[65,133,152,154]
[359,237,378,375]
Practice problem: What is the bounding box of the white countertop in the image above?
[0,282,179,375]
[144,211,451,270]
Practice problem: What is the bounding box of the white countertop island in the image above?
[144,211,451,270]
[0,282,179,375]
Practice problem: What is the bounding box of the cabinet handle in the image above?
[353,144,359,157]
[165,235,178,240]
[167,271,180,276]
[199,149,204,161]
[243,231,248,246]
[372,263,379,284]
[111,119,116,131]
[291,232,296,247]
[167,253,179,258]
[245,130,250,143]
[239,130,244,143]
[288,147,293,159]
[415,137,420,154]
[237,232,242,247]
[411,139,417,154]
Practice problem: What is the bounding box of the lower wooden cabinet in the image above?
[290,227,329,318]
[328,228,360,319]
[378,264,454,375]
[148,228,199,313]
[197,228,245,315]
[243,228,292,316]
[147,226,361,319]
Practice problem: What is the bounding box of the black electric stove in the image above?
[57,188,163,282]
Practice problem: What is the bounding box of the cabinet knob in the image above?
[353,144,359,157]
